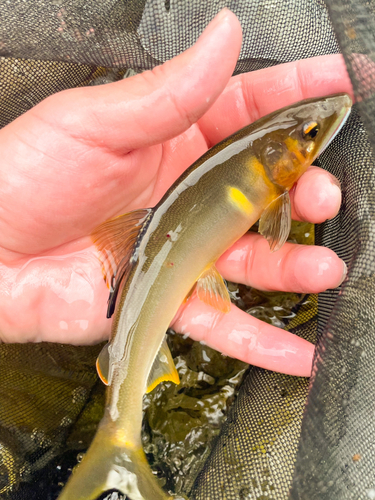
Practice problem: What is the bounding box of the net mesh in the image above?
[291,111,375,498]
[0,0,374,499]
[290,0,375,496]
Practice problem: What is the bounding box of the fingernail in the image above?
[199,8,230,40]
[330,175,341,189]
[210,8,231,25]
[325,181,342,217]
[339,260,347,285]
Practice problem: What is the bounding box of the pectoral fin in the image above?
[91,208,152,318]
[146,337,180,393]
[96,342,110,385]
[190,264,231,313]
[259,191,291,252]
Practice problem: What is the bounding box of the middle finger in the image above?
[217,232,346,294]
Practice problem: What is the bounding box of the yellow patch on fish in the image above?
[247,155,265,175]
[247,156,277,192]
[113,429,139,449]
[284,137,306,164]
[227,187,253,214]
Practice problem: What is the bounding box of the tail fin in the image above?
[58,429,172,500]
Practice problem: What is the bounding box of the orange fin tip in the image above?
[96,342,110,385]
[194,264,231,314]
[146,337,180,393]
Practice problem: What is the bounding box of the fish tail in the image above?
[58,426,172,500]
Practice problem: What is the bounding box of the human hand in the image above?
[0,9,352,376]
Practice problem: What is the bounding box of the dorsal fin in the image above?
[259,191,291,252]
[188,264,231,313]
[91,208,152,317]
[146,337,180,393]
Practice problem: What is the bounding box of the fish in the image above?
[58,93,352,500]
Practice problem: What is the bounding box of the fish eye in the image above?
[302,121,319,140]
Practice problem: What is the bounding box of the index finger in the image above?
[198,54,354,147]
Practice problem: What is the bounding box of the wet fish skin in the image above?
[58,94,352,500]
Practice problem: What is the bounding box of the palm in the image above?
[0,114,205,257]
[0,10,352,377]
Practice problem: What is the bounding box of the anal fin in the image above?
[146,337,180,393]
[259,191,291,252]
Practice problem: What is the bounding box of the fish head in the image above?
[252,93,352,190]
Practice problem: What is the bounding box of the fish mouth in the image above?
[319,94,352,153]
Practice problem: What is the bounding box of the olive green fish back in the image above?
[0,1,375,500]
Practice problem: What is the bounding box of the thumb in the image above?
[38,9,242,153]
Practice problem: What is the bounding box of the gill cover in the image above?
[256,93,352,251]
